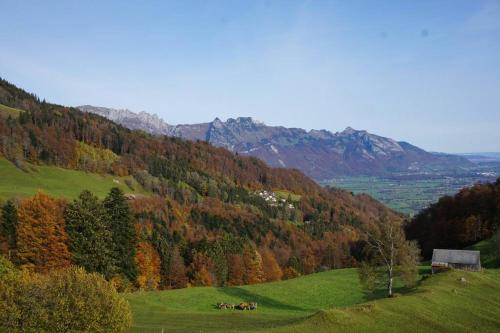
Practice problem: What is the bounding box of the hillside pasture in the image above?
[126,267,500,333]
[0,103,22,118]
[0,157,145,200]
[269,269,500,333]
[126,268,417,333]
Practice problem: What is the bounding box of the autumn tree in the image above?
[189,252,213,286]
[135,242,161,290]
[227,254,244,286]
[16,193,71,273]
[165,246,187,289]
[0,266,132,332]
[243,246,265,284]
[282,266,300,279]
[64,190,115,277]
[359,216,420,297]
[104,187,137,281]
[261,249,283,282]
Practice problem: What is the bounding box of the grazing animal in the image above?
[218,302,257,310]
[236,303,249,310]
[216,302,235,310]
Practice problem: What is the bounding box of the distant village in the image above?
[256,190,295,209]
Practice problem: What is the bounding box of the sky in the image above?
[1,0,499,153]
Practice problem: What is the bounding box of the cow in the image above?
[236,303,249,310]
[216,302,235,310]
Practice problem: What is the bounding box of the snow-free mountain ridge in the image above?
[78,105,473,180]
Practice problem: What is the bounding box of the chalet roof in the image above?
[432,249,480,266]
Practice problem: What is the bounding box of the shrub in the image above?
[0,255,15,277]
[0,266,132,332]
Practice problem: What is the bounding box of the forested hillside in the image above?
[406,179,500,258]
[0,78,398,290]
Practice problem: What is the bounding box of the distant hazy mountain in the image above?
[78,105,474,180]
[78,105,175,135]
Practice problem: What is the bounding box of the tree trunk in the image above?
[388,227,394,297]
[388,276,392,297]
[388,271,393,297]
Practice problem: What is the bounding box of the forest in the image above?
[406,179,500,258]
[0,78,398,290]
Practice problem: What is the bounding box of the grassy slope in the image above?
[0,158,145,200]
[269,269,500,333]
[274,190,301,202]
[468,238,500,268]
[127,267,500,333]
[126,268,423,333]
[0,103,22,118]
[126,269,366,333]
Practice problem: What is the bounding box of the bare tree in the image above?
[359,216,420,297]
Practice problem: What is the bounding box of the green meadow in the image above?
[127,237,500,333]
[0,158,145,200]
[127,267,500,333]
[126,268,367,333]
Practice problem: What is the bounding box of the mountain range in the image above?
[78,105,473,180]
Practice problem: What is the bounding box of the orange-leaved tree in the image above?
[243,246,265,284]
[261,249,283,282]
[227,254,244,286]
[189,252,214,287]
[16,192,71,273]
[135,242,160,290]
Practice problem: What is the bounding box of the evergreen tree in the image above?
[1,200,18,250]
[104,188,137,281]
[208,241,228,286]
[65,190,115,277]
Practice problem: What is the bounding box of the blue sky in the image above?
[1,0,499,153]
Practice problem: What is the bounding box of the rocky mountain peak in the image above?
[78,105,474,180]
[212,117,224,128]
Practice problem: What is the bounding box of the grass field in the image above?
[274,190,301,202]
[0,157,145,200]
[269,269,500,333]
[127,267,500,333]
[126,268,364,333]
[126,268,428,333]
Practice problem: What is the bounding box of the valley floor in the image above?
[126,266,500,333]
[323,175,499,215]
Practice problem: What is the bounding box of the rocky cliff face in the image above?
[78,105,473,180]
[78,105,175,135]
